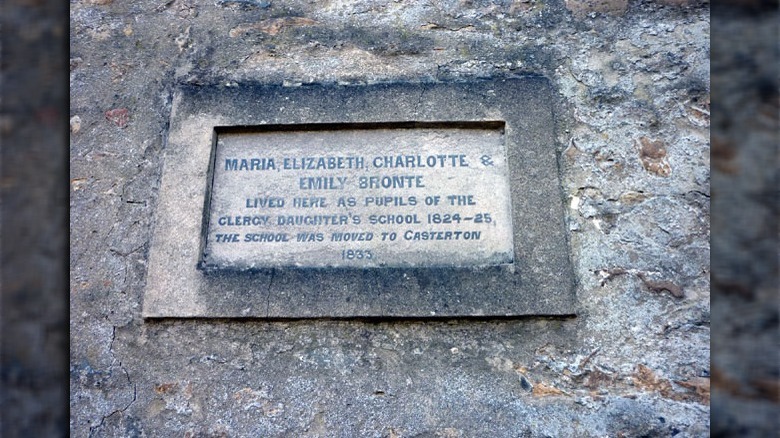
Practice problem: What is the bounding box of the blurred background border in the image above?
[0,0,777,435]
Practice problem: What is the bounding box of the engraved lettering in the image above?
[358,175,424,189]
[225,158,276,171]
[368,214,421,225]
[292,197,327,208]
[296,232,324,242]
[246,197,285,208]
[277,215,350,226]
[372,154,468,168]
[331,232,374,241]
[218,215,270,226]
[299,176,347,190]
[283,156,364,170]
[446,195,476,206]
[364,196,417,207]
[205,126,513,268]
[403,230,482,240]
[244,233,289,242]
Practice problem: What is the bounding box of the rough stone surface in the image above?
[70,0,711,436]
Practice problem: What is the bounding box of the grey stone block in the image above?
[143,78,575,318]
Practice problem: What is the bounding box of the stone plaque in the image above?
[143,78,576,318]
[201,123,513,269]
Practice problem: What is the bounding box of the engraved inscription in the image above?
[202,125,514,269]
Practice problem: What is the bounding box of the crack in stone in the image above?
[109,244,145,258]
[88,326,137,437]
[686,190,710,198]
[414,84,428,116]
[87,381,137,438]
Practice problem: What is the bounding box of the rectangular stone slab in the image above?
[143,78,576,318]
[202,123,514,269]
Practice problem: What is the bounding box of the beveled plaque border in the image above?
[143,78,576,318]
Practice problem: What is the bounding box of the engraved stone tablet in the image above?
[143,78,577,318]
[202,124,513,269]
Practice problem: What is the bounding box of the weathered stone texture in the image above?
[70,0,710,435]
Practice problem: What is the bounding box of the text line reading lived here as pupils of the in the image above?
[206,145,513,267]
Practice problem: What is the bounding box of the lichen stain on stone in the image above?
[675,377,711,404]
[583,368,614,390]
[637,136,671,176]
[686,97,710,128]
[154,382,178,394]
[633,364,676,396]
[617,190,648,205]
[637,272,684,299]
[633,364,710,404]
[532,382,567,397]
[105,108,130,128]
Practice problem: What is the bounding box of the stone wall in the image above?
[70,0,711,436]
